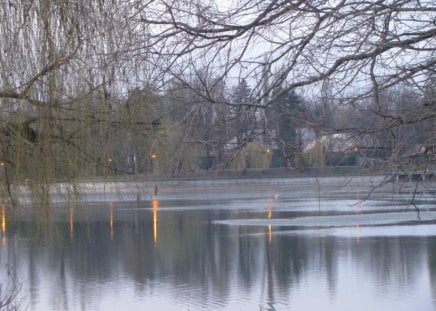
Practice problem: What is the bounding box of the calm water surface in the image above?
[1,177,436,310]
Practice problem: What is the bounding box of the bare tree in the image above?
[137,0,434,163]
[139,1,434,99]
[0,1,162,209]
[0,0,434,210]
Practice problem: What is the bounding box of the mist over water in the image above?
[1,176,436,310]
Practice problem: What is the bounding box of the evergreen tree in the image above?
[232,79,254,144]
[269,88,303,167]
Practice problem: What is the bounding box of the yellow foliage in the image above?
[229,142,271,169]
[302,142,325,167]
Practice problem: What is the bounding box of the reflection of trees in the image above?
[427,238,436,306]
[2,208,434,309]
[360,237,424,287]
[237,227,262,287]
[271,235,307,290]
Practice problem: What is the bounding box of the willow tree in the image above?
[0,1,161,213]
[0,0,435,213]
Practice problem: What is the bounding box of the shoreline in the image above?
[9,167,434,205]
[80,166,389,183]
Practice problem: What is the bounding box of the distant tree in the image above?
[268,87,304,167]
[0,0,434,211]
[229,142,271,170]
[140,0,435,174]
[231,79,255,145]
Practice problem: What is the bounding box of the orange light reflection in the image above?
[1,206,5,234]
[152,199,159,247]
[109,202,114,240]
[267,198,273,243]
[69,207,74,240]
[1,206,6,247]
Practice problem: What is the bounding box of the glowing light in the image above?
[69,207,74,240]
[267,199,273,243]
[267,209,272,243]
[109,202,114,240]
[1,206,5,234]
[152,199,159,247]
[151,152,157,160]
[1,206,6,248]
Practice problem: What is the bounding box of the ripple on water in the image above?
[213,210,436,228]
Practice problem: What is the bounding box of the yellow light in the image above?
[1,206,6,248]
[108,157,113,163]
[151,153,157,160]
[1,206,6,235]
[267,199,273,243]
[109,202,114,240]
[152,199,159,247]
[0,162,4,167]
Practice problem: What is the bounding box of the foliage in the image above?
[229,142,271,170]
[0,0,434,210]
[231,79,255,144]
[268,88,304,166]
[301,142,325,168]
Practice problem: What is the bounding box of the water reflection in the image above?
[267,198,273,244]
[109,202,114,240]
[429,239,436,305]
[69,207,74,241]
[1,185,435,310]
[151,198,159,247]
[1,205,6,248]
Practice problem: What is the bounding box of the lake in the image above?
[1,176,436,310]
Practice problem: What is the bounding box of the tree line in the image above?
[0,0,434,208]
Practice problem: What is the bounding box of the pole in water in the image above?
[154,185,158,197]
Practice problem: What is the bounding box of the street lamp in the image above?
[150,152,158,174]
